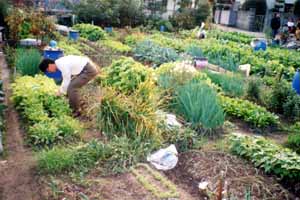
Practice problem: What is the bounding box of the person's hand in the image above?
[56,90,62,97]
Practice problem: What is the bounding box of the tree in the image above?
[74,0,120,26]
[118,0,145,26]
[74,0,144,27]
[170,0,211,29]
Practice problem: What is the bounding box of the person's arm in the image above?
[59,68,72,94]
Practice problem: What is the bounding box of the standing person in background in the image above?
[296,18,300,40]
[287,18,296,34]
[271,13,281,39]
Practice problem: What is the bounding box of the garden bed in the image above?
[165,151,294,200]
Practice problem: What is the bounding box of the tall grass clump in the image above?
[15,48,41,76]
[174,80,225,131]
[205,71,245,97]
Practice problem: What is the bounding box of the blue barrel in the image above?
[69,30,80,41]
[160,25,165,32]
[292,70,300,95]
[43,49,64,83]
[253,40,267,51]
[105,27,113,33]
[43,49,64,60]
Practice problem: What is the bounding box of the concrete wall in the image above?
[214,10,222,24]
[236,10,255,30]
[220,10,231,25]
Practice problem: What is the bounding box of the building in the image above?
[143,0,199,19]
[214,0,300,32]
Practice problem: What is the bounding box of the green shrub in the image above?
[133,40,179,67]
[174,80,225,130]
[205,71,245,98]
[229,133,300,180]
[268,81,295,114]
[96,84,162,140]
[15,48,41,76]
[73,23,107,41]
[287,123,300,153]
[265,79,300,121]
[220,95,279,128]
[102,57,151,94]
[246,77,262,102]
[283,94,300,121]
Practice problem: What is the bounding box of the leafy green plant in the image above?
[208,30,253,44]
[205,71,245,97]
[220,95,279,128]
[185,44,203,58]
[148,33,186,52]
[72,23,107,41]
[58,40,83,56]
[100,39,131,53]
[15,48,41,76]
[174,80,225,130]
[102,57,151,94]
[229,133,300,180]
[133,40,179,67]
[124,32,146,46]
[12,75,82,148]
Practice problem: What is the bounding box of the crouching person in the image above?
[39,55,99,116]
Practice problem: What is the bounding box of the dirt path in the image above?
[0,52,41,200]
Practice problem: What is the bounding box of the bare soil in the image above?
[0,52,42,200]
[164,151,294,200]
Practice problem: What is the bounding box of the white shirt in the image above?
[288,21,294,27]
[55,55,89,94]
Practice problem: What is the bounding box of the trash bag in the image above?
[156,111,182,130]
[147,144,178,171]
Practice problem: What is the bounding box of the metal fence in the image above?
[254,15,265,32]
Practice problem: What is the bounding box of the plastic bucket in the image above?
[43,49,64,83]
[251,39,267,51]
[292,70,300,95]
[194,57,208,69]
[44,70,63,84]
[43,49,64,60]
[69,30,80,41]
[105,27,113,33]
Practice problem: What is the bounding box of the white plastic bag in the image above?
[156,110,182,130]
[147,145,178,171]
